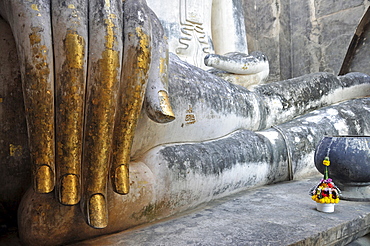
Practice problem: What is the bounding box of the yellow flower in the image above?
[323,159,330,166]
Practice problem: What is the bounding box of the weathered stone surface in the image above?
[314,0,364,18]
[243,0,370,80]
[349,28,370,74]
[69,176,370,246]
[276,0,292,80]
[319,6,366,74]
[244,0,284,82]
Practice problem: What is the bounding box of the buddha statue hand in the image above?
[0,0,173,229]
[204,51,268,74]
[204,51,270,87]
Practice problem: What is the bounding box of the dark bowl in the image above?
[314,136,370,184]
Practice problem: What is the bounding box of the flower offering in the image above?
[310,178,340,204]
[309,157,341,212]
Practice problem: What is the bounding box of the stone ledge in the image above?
[70,176,370,246]
[2,176,370,245]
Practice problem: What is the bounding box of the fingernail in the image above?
[114,164,130,195]
[60,174,80,205]
[88,194,108,229]
[34,165,54,193]
[158,90,175,120]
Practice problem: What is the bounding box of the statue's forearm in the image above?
[211,0,248,55]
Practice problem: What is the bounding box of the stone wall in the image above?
[243,0,370,82]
